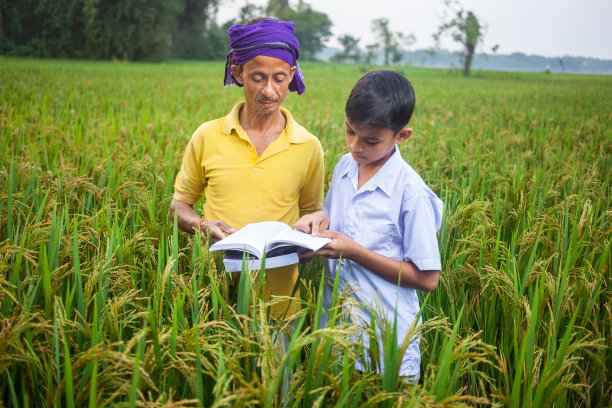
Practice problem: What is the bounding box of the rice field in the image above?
[0,57,610,407]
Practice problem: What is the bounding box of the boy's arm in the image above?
[315,230,439,292]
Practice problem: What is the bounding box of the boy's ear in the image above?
[230,65,243,85]
[395,127,413,144]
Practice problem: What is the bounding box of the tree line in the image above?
[0,0,332,61]
[1,0,488,75]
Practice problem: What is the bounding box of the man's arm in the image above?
[313,230,440,292]
[169,126,237,242]
[168,198,236,242]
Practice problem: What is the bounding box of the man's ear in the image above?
[230,65,243,85]
[289,65,297,81]
[396,127,413,144]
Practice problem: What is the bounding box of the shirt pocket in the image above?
[353,221,402,256]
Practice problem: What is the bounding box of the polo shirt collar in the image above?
[341,146,403,197]
[222,102,311,144]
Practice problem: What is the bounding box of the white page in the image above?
[209,221,290,257]
[267,228,331,252]
[222,252,299,272]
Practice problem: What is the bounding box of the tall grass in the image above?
[0,58,610,406]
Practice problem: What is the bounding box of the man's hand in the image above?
[311,230,358,260]
[294,211,330,236]
[168,198,237,241]
[199,219,237,243]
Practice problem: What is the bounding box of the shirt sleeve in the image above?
[321,180,333,214]
[401,192,443,271]
[298,140,325,217]
[173,132,207,205]
[323,154,350,214]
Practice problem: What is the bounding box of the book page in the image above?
[222,251,299,272]
[267,228,331,252]
[209,221,290,257]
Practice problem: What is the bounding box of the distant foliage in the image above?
[1,0,333,61]
[266,0,332,61]
[1,0,223,60]
[369,17,416,65]
[171,0,225,60]
[433,0,494,76]
[333,34,361,63]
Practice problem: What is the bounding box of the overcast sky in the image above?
[216,0,612,60]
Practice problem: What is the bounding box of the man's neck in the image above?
[239,104,286,134]
[239,104,287,156]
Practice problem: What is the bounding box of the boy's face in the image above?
[231,56,297,116]
[345,119,412,168]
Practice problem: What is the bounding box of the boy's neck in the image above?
[357,149,395,190]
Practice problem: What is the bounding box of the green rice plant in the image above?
[0,58,610,407]
[127,322,147,408]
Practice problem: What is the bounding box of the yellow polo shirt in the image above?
[173,102,324,317]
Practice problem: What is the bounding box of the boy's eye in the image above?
[366,140,379,146]
[346,128,355,134]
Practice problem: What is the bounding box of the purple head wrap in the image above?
[224,19,306,95]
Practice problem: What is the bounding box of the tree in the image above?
[1,0,331,61]
[394,32,416,63]
[236,2,265,23]
[371,17,415,65]
[364,43,379,64]
[3,0,186,60]
[332,34,360,63]
[0,0,16,44]
[266,0,290,16]
[0,0,45,55]
[266,0,332,61]
[2,0,226,60]
[171,0,222,60]
[433,0,492,76]
[371,18,392,65]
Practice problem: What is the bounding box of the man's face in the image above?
[344,119,411,168]
[231,56,297,116]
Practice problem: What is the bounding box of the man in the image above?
[168,18,324,317]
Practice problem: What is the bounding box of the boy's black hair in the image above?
[345,69,415,133]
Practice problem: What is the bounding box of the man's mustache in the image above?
[256,96,279,103]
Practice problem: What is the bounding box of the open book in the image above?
[209,221,331,272]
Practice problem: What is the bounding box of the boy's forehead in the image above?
[345,119,396,138]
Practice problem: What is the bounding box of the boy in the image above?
[294,69,443,382]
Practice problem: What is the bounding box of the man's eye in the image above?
[275,76,287,83]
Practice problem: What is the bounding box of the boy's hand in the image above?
[298,249,315,261]
[294,211,330,236]
[313,230,358,260]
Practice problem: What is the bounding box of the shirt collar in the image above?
[222,102,311,144]
[341,146,403,197]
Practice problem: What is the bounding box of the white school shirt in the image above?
[322,147,443,376]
